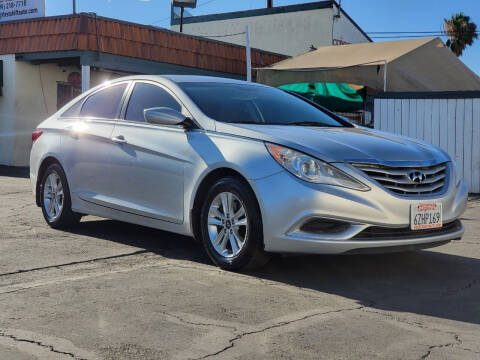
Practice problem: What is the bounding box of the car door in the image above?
[108,81,189,224]
[60,82,129,207]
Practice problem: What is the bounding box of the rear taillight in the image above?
[32,129,43,143]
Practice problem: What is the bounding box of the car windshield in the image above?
[179,82,346,127]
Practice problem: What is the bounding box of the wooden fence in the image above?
[374,92,480,193]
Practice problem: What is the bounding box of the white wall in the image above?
[173,6,369,56]
[90,70,126,87]
[13,62,79,166]
[174,8,333,56]
[374,97,480,193]
[332,4,370,45]
[5,63,129,166]
[0,55,16,165]
[173,6,370,56]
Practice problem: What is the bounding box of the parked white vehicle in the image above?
[30,75,467,270]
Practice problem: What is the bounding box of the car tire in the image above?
[200,176,270,270]
[40,163,81,229]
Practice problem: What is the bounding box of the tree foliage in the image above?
[444,13,478,57]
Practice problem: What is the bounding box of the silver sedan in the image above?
[30,75,467,270]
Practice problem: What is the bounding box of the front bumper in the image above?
[251,165,467,255]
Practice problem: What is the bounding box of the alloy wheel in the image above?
[43,172,64,221]
[207,192,248,258]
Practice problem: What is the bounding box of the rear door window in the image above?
[125,82,182,123]
[80,83,128,120]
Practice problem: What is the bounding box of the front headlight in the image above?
[451,160,461,187]
[266,143,370,191]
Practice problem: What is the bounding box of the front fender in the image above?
[188,131,281,180]
[184,131,282,226]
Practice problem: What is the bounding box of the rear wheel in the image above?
[200,177,270,270]
[40,163,81,229]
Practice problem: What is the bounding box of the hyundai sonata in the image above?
[30,75,467,270]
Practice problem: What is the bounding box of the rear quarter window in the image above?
[60,99,83,118]
[80,83,128,120]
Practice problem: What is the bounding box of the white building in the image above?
[171,1,371,56]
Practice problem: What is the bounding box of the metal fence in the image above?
[374,92,480,193]
[335,111,369,126]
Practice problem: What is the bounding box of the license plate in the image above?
[410,202,442,230]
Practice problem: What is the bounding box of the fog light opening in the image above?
[300,219,351,235]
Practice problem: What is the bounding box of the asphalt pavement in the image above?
[1,166,479,360]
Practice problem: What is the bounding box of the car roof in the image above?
[109,74,267,86]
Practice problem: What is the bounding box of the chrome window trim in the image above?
[112,119,188,133]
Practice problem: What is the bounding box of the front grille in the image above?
[354,220,461,240]
[352,162,448,195]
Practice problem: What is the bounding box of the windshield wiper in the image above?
[229,121,263,124]
[285,121,333,127]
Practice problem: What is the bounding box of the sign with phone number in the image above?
[0,0,45,22]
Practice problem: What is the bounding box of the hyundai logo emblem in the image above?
[407,170,426,183]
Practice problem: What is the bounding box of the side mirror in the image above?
[143,107,187,126]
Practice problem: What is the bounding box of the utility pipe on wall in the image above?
[180,6,184,32]
[245,26,252,82]
[383,60,387,92]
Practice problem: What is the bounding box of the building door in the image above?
[57,82,81,110]
[57,72,82,110]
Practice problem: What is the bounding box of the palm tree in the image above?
[443,13,478,57]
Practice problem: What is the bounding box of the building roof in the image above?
[172,1,333,24]
[171,1,371,42]
[0,13,286,76]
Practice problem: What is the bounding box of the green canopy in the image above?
[279,83,364,112]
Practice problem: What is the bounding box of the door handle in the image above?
[111,135,127,145]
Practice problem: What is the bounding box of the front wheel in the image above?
[40,163,81,229]
[200,177,270,270]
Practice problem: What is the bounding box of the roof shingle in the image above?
[0,13,286,76]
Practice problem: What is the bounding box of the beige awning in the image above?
[257,37,480,92]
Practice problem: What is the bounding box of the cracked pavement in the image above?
[0,166,480,359]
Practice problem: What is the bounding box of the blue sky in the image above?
[46,0,480,76]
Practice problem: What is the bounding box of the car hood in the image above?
[215,123,450,165]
